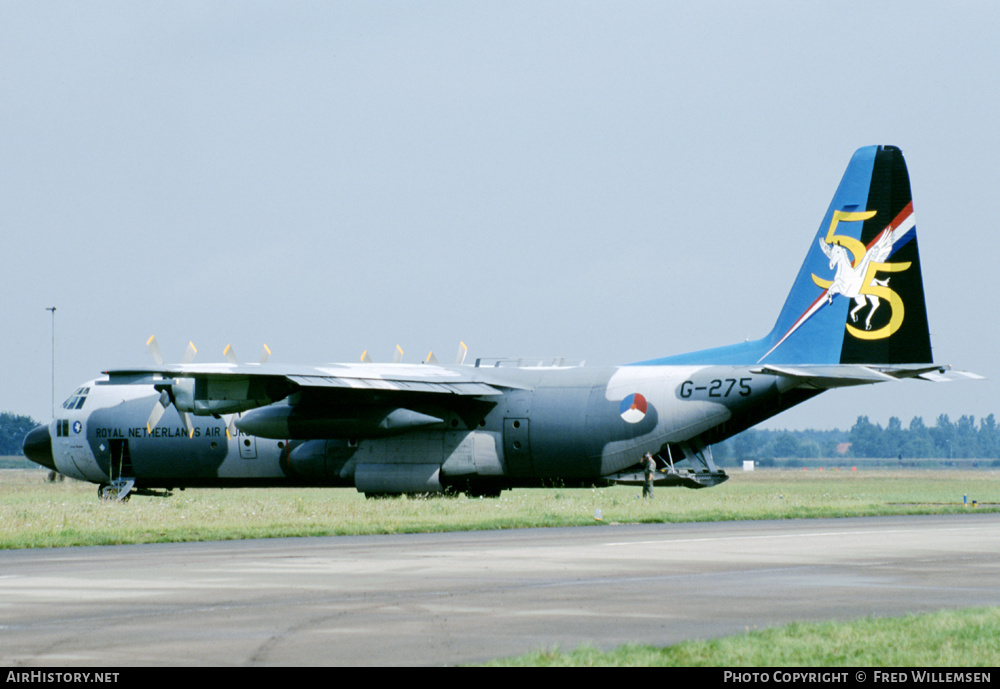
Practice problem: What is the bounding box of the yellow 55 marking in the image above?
[811,209,910,340]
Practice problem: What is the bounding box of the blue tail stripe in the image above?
[632,147,898,367]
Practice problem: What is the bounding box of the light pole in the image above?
[46,307,56,418]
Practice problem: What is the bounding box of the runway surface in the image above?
[2,513,998,666]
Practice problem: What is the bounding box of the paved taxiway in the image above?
[2,513,998,666]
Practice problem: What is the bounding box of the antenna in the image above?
[46,307,56,418]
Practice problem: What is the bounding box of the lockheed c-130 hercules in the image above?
[24,146,976,500]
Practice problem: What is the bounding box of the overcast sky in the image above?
[3,1,997,431]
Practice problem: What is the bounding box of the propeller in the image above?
[364,343,467,365]
[220,343,272,437]
[146,383,195,438]
[144,336,197,438]
[427,342,468,365]
[145,338,271,439]
[220,342,271,438]
[362,346,404,363]
[146,335,163,365]
[147,336,197,365]
[223,343,271,365]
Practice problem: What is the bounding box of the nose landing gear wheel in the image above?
[98,479,134,502]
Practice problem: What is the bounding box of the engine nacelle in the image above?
[354,463,443,494]
[237,405,443,439]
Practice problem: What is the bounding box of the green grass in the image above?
[1,466,997,549]
[485,607,1000,666]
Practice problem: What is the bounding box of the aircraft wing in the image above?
[104,362,508,420]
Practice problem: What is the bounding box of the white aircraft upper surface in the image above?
[23,146,976,500]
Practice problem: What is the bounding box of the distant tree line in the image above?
[0,413,40,456]
[717,414,1000,462]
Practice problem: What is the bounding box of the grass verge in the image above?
[484,607,1000,666]
[1,467,997,548]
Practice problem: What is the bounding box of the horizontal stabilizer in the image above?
[752,364,895,388]
[914,368,985,383]
[752,363,980,389]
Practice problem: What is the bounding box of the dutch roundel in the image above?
[619,393,648,424]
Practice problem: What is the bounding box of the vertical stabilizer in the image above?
[762,145,932,365]
[635,146,933,367]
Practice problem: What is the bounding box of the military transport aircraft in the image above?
[24,146,975,500]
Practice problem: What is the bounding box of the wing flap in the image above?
[286,374,502,396]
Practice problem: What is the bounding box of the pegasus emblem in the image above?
[811,206,914,340]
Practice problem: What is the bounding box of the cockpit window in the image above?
[61,387,90,410]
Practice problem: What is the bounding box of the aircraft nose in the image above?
[23,425,56,471]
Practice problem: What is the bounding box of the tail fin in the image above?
[637,146,933,367]
[762,145,931,365]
